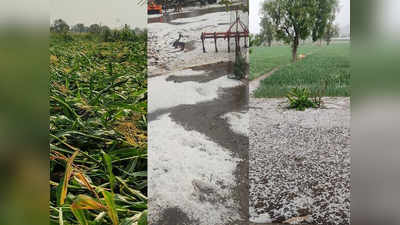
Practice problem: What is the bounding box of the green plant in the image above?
[233,53,248,80]
[50,32,147,225]
[249,44,319,80]
[263,0,339,61]
[254,43,350,97]
[286,87,321,111]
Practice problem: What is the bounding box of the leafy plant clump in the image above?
[50,32,147,225]
[287,87,322,111]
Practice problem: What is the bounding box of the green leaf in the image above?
[102,190,119,225]
[102,150,115,192]
[138,210,148,225]
[71,207,89,225]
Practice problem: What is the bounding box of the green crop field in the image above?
[249,44,320,80]
[49,33,148,225]
[254,43,350,98]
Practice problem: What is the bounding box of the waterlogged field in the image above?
[254,43,350,97]
[49,34,148,225]
[249,44,320,80]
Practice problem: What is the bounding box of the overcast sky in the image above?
[249,0,350,34]
[50,0,146,28]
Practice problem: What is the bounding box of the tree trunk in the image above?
[292,37,299,62]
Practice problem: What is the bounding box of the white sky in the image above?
[249,0,350,34]
[50,0,146,28]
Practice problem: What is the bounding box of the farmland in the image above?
[49,33,147,225]
[249,44,320,80]
[253,43,350,98]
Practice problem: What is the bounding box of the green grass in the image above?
[249,44,320,80]
[254,43,350,98]
[49,33,147,225]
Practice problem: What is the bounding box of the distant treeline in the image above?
[50,19,147,42]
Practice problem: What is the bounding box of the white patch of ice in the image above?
[148,114,241,225]
[250,211,272,223]
[148,72,241,112]
[221,111,249,136]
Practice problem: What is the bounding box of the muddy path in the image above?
[148,3,249,223]
[148,61,249,224]
[149,85,249,225]
[249,67,280,95]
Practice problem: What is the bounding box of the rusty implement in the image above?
[200,11,249,53]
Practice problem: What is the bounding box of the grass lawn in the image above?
[254,43,350,98]
[50,33,148,225]
[249,44,320,80]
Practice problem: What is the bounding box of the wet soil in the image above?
[166,61,232,83]
[153,207,200,225]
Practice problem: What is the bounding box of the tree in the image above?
[100,25,111,33]
[88,24,101,34]
[311,0,339,43]
[259,16,274,47]
[249,34,263,47]
[263,0,337,61]
[324,23,339,45]
[72,23,86,33]
[219,0,249,12]
[51,19,70,33]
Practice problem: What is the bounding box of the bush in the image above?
[232,53,248,80]
[101,25,147,42]
[286,87,322,111]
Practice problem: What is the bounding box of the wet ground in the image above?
[165,61,232,83]
[148,62,249,225]
[148,4,249,224]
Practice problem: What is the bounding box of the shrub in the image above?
[286,87,322,111]
[232,53,248,80]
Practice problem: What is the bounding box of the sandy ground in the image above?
[148,6,249,225]
[249,97,351,225]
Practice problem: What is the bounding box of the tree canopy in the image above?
[312,0,339,42]
[51,19,70,33]
[259,15,274,47]
[262,0,338,61]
